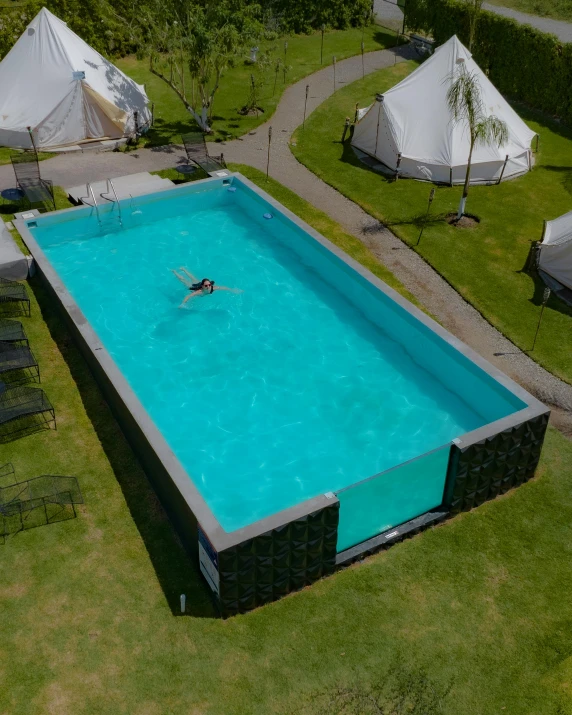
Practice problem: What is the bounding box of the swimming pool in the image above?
[16,174,549,614]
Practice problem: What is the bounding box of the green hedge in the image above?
[404,0,572,124]
[260,0,372,34]
[0,0,141,59]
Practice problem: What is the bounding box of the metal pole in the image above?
[341,117,350,143]
[303,85,309,129]
[497,154,509,185]
[284,40,288,65]
[395,153,402,180]
[273,59,280,96]
[321,25,325,65]
[151,102,155,127]
[531,287,550,351]
[417,188,436,245]
[374,94,383,155]
[26,126,38,156]
[354,103,359,123]
[361,41,365,78]
[333,56,336,92]
[266,126,272,179]
[536,134,539,153]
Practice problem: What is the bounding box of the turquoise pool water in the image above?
[29,179,525,533]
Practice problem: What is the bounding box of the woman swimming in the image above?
[171,267,241,307]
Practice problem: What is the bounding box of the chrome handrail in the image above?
[100,178,122,217]
[79,183,101,223]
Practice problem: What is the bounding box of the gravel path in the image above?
[373,0,572,43]
[219,46,572,434]
[2,45,570,432]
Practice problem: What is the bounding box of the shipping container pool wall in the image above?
[15,174,550,616]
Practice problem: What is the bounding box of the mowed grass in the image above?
[486,0,572,22]
[292,61,572,384]
[115,25,397,146]
[1,169,572,713]
[0,146,55,167]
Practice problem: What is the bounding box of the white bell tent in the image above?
[351,35,536,185]
[538,212,572,291]
[0,7,151,149]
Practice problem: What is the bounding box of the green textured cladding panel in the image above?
[445,412,550,513]
[217,502,339,616]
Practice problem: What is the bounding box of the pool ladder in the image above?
[82,179,123,232]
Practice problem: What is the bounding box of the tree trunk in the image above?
[149,65,210,131]
[457,138,475,219]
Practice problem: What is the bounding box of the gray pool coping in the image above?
[14,172,548,557]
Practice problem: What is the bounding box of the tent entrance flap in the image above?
[82,83,129,135]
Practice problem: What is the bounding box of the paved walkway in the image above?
[2,46,571,432]
[0,143,189,193]
[219,46,572,434]
[483,3,572,43]
[373,0,572,43]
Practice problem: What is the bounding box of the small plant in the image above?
[446,61,508,219]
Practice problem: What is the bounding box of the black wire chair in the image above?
[181,132,226,173]
[0,278,30,317]
[0,386,55,442]
[1,473,83,536]
[0,341,40,386]
[0,319,28,346]
[11,152,56,212]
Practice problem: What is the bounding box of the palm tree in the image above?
[446,61,509,219]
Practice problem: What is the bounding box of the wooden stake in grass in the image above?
[531,287,551,351]
[273,59,280,96]
[266,125,272,179]
[333,56,337,92]
[417,188,436,246]
[303,85,309,129]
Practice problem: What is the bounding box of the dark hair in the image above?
[191,278,215,294]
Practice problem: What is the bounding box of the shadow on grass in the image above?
[144,118,198,147]
[29,278,217,619]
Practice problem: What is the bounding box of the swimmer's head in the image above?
[200,278,214,293]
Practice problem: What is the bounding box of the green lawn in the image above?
[486,0,572,23]
[0,146,55,167]
[292,61,572,385]
[1,167,572,713]
[116,25,397,146]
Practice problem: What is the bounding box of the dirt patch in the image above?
[238,106,265,116]
[446,212,480,228]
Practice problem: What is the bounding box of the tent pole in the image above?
[395,153,402,180]
[374,94,383,156]
[449,167,453,186]
[497,154,509,185]
[535,134,539,153]
[26,126,38,157]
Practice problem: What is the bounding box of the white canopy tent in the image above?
[351,35,536,185]
[0,7,151,149]
[538,212,572,291]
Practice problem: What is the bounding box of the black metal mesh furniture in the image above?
[1,473,83,536]
[0,278,30,317]
[0,341,39,386]
[181,132,226,173]
[0,319,28,346]
[11,152,56,212]
[0,386,55,441]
